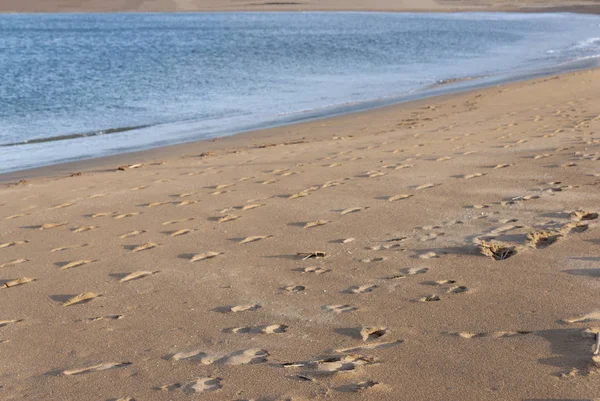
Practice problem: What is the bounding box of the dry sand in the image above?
[0,68,599,400]
[2,0,600,13]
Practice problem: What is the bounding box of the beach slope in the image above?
[0,68,599,399]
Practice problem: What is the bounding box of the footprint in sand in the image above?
[322,305,358,314]
[419,251,439,260]
[361,257,387,263]
[2,277,35,288]
[479,242,517,261]
[216,349,269,365]
[176,200,199,207]
[62,292,100,306]
[419,232,445,242]
[447,286,469,294]
[169,228,194,237]
[117,271,159,283]
[0,240,28,249]
[50,244,88,252]
[162,218,194,226]
[299,266,331,274]
[215,304,261,313]
[360,326,387,342]
[218,214,240,223]
[462,173,485,179]
[388,194,413,202]
[571,210,599,221]
[80,314,123,323]
[335,339,403,353]
[168,350,209,362]
[190,251,222,262]
[399,267,429,277]
[416,183,439,191]
[297,251,327,260]
[114,212,140,220]
[0,259,29,268]
[283,285,305,293]
[131,242,157,253]
[242,203,265,211]
[419,294,441,302]
[0,319,22,328]
[369,243,405,251]
[526,231,562,249]
[422,279,456,287]
[335,380,381,393]
[304,220,330,229]
[62,362,131,376]
[226,324,288,334]
[395,164,413,169]
[38,223,66,230]
[72,226,97,233]
[365,171,386,178]
[560,222,589,235]
[91,212,115,218]
[282,354,375,376]
[239,235,272,244]
[340,207,369,215]
[443,331,532,339]
[562,312,600,324]
[118,230,146,239]
[493,164,512,169]
[131,185,149,190]
[344,284,377,294]
[46,203,74,211]
[175,192,196,198]
[59,260,95,270]
[159,377,222,393]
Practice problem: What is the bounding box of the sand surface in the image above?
[1,69,600,400]
[2,0,600,13]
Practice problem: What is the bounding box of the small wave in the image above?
[0,124,152,147]
[573,37,600,50]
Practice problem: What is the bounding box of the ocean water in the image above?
[1,12,599,173]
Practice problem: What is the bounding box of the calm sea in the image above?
[1,12,599,173]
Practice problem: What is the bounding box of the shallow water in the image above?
[1,12,599,173]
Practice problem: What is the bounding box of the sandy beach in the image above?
[0,66,599,400]
[2,0,600,13]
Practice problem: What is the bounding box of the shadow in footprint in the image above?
[412,246,478,259]
[493,234,528,244]
[177,253,197,261]
[571,257,600,262]
[49,294,76,303]
[334,327,363,340]
[562,269,600,278]
[263,254,304,260]
[535,329,595,376]
[287,222,309,228]
[540,212,571,219]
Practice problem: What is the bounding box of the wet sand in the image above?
[1,68,599,400]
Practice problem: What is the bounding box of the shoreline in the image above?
[2,57,599,182]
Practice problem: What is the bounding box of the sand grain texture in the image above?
[1,69,600,399]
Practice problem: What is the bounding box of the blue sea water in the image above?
[1,12,599,173]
